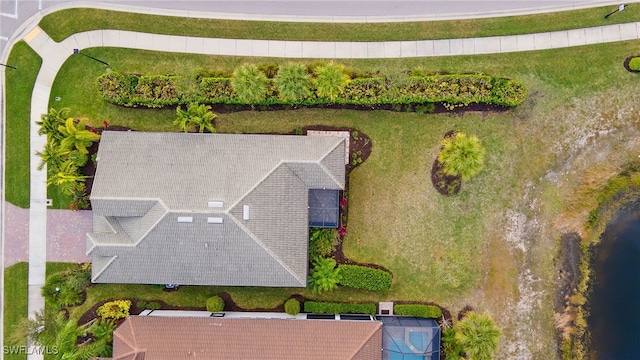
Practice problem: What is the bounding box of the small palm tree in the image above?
[437,132,486,180]
[174,102,217,133]
[274,63,312,102]
[36,141,70,176]
[37,108,70,140]
[308,256,341,293]
[455,311,501,360]
[314,62,350,101]
[47,160,87,196]
[58,118,101,154]
[231,63,269,103]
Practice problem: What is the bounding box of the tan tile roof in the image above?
[113,316,382,360]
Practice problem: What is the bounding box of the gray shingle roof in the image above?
[87,132,345,286]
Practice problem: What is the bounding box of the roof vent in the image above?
[207,217,223,224]
[208,201,224,208]
[243,205,250,220]
[177,216,193,223]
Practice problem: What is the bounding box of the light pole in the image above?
[0,63,17,70]
[605,4,626,19]
[73,49,110,67]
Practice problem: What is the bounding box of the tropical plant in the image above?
[97,300,131,320]
[442,328,465,360]
[455,311,501,360]
[314,62,350,101]
[284,298,300,316]
[274,63,312,102]
[91,318,116,344]
[37,107,70,140]
[46,160,87,196]
[13,310,110,360]
[58,117,100,154]
[174,102,217,133]
[437,132,486,181]
[231,63,269,103]
[308,228,335,258]
[36,141,69,176]
[41,265,91,308]
[308,256,341,293]
[206,296,225,312]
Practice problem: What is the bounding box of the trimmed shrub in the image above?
[199,78,234,102]
[132,75,181,108]
[629,57,640,71]
[338,265,392,291]
[284,298,301,316]
[206,296,225,312]
[394,304,443,319]
[304,301,376,315]
[137,301,162,310]
[97,300,132,320]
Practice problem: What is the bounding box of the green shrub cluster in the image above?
[303,301,376,315]
[629,57,640,71]
[337,265,392,291]
[206,296,225,312]
[137,301,162,310]
[97,299,132,320]
[308,228,335,258]
[284,298,301,316]
[394,304,443,319]
[41,264,91,308]
[96,63,526,109]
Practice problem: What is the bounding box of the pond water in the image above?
[589,203,640,359]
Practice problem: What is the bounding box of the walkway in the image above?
[4,5,640,360]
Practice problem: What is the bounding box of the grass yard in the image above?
[3,262,28,360]
[4,42,42,208]
[39,5,640,42]
[42,37,640,358]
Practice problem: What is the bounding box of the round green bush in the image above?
[284,298,301,316]
[206,296,225,312]
[629,57,640,71]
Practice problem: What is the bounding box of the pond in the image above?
[589,203,640,359]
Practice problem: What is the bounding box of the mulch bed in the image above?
[623,55,640,73]
[430,130,462,196]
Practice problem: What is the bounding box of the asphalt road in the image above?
[0,0,628,60]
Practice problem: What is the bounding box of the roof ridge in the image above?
[130,200,168,247]
[91,255,118,282]
[346,321,383,359]
[113,318,138,359]
[226,211,306,286]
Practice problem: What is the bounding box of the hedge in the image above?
[96,66,526,109]
[206,296,225,312]
[304,301,376,315]
[338,265,392,291]
[394,304,443,319]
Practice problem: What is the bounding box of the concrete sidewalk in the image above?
[12,8,640,360]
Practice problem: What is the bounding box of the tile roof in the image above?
[87,132,345,286]
[113,316,382,360]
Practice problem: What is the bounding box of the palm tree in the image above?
[231,63,269,103]
[437,132,486,180]
[274,63,312,102]
[314,62,350,101]
[455,311,501,360]
[58,118,101,154]
[174,102,217,133]
[37,108,71,140]
[13,311,110,360]
[36,141,70,176]
[47,160,87,196]
[308,256,341,293]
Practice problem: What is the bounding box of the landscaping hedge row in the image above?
[303,301,376,315]
[338,265,392,291]
[394,304,443,319]
[97,70,526,109]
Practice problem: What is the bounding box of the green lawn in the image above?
[39,5,640,43]
[3,262,28,360]
[4,42,42,208]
